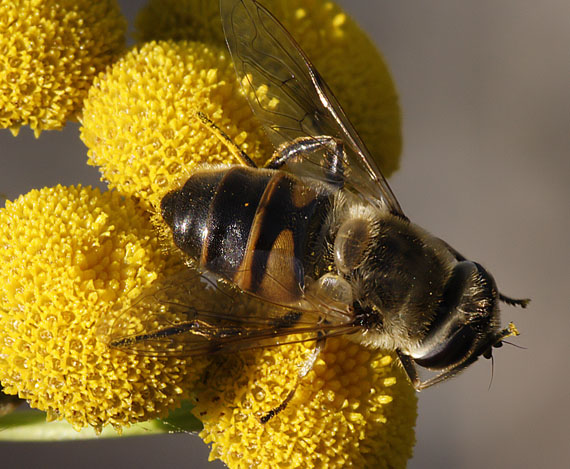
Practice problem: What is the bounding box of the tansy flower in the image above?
[0,186,205,432]
[80,39,272,212]
[0,187,417,466]
[195,338,417,468]
[1,0,417,467]
[0,0,126,136]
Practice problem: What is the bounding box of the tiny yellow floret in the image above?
[0,0,126,135]
[0,186,201,431]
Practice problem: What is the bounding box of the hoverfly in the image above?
[110,0,529,418]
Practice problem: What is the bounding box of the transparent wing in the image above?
[220,0,404,215]
[107,268,355,357]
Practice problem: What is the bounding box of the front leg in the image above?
[396,350,421,390]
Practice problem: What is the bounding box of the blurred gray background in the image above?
[1,0,568,468]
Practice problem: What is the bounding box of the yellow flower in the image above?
[195,338,416,468]
[0,186,202,431]
[135,0,401,176]
[0,187,417,463]
[80,40,271,212]
[0,0,126,136]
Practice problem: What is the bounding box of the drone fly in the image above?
[110,0,529,414]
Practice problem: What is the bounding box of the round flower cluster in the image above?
[0,0,126,135]
[0,186,202,431]
[80,40,272,212]
[195,337,416,468]
[135,0,401,177]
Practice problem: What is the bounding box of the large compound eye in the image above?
[413,324,477,370]
[334,218,371,274]
[409,261,499,371]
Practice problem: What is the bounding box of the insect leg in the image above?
[396,350,421,390]
[109,319,223,350]
[194,111,257,167]
[260,335,325,424]
[265,136,345,186]
[399,348,472,391]
[416,355,484,391]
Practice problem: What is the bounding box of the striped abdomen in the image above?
[161,166,332,304]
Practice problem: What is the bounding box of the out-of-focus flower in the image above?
[0,0,126,136]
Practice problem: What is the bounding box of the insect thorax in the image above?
[330,194,457,348]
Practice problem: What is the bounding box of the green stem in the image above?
[0,402,202,442]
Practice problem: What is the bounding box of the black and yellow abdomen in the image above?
[161,166,333,304]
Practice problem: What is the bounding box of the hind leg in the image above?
[194,111,257,168]
[260,336,325,423]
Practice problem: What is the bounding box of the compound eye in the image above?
[334,218,371,274]
[413,324,477,370]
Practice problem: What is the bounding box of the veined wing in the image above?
[107,268,355,357]
[220,0,404,215]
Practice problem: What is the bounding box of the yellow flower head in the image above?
[0,186,202,431]
[0,0,126,136]
[80,40,271,212]
[136,0,401,176]
[195,338,416,468]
